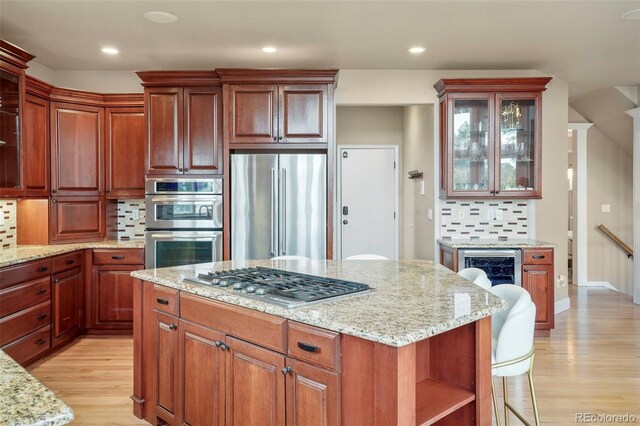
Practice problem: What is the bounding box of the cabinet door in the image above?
[495,93,542,198]
[22,94,50,196]
[49,196,105,243]
[155,311,180,424]
[183,86,223,175]
[179,320,226,426]
[91,265,138,329]
[51,102,104,196]
[0,69,22,193]
[227,85,278,144]
[285,358,340,426]
[105,107,145,198]
[52,267,82,345]
[444,93,495,197]
[226,336,285,426]
[522,264,554,329]
[146,87,183,175]
[279,85,328,144]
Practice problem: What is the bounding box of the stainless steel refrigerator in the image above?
[231,153,326,260]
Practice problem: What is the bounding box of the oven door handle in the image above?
[148,233,220,240]
[461,249,519,257]
[149,195,221,203]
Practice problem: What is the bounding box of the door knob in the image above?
[343,220,348,225]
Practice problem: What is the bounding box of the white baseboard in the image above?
[583,281,619,291]
[555,297,571,315]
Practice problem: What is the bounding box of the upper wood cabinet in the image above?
[22,94,50,196]
[0,40,35,197]
[226,84,329,145]
[49,196,105,243]
[105,107,145,198]
[137,72,223,176]
[51,102,104,197]
[435,78,552,199]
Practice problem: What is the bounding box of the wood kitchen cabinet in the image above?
[105,107,145,198]
[49,196,105,243]
[51,266,82,347]
[141,80,223,176]
[522,248,554,335]
[286,357,340,426]
[22,93,50,196]
[51,102,104,197]
[154,311,180,424]
[226,83,328,145]
[435,78,551,199]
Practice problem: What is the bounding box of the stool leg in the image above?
[527,365,540,426]
[503,377,510,426]
[492,379,501,426]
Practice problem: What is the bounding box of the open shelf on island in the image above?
[416,378,475,425]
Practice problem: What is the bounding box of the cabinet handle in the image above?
[168,324,177,330]
[111,255,125,260]
[37,267,48,272]
[37,288,47,294]
[220,343,229,351]
[524,269,529,272]
[281,367,292,375]
[297,342,319,353]
[52,199,57,203]
[532,255,545,259]
[278,136,283,141]
[35,339,47,345]
[37,313,48,320]
[65,259,75,265]
[156,298,169,305]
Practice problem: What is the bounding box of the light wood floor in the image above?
[27,285,640,425]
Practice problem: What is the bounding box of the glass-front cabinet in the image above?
[436,78,551,199]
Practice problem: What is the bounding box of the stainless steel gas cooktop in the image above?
[183,267,372,308]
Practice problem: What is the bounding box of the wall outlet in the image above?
[601,204,610,213]
[557,275,566,287]
[132,209,140,220]
[487,209,495,221]
[457,210,465,220]
[496,209,504,220]
[419,180,425,195]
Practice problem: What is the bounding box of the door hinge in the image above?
[393,161,396,169]
[394,212,396,219]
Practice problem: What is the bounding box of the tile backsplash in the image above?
[440,200,529,240]
[0,199,17,248]
[117,200,146,241]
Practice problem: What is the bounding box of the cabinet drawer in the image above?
[53,251,83,274]
[522,249,553,265]
[2,326,51,365]
[0,301,51,346]
[93,249,144,265]
[0,258,52,290]
[181,292,287,353]
[153,285,180,316]
[288,322,340,370]
[0,277,51,318]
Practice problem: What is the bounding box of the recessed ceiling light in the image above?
[409,46,426,54]
[622,8,640,20]
[101,47,119,55]
[262,46,278,53]
[144,11,178,24]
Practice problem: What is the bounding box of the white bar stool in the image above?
[458,267,492,290]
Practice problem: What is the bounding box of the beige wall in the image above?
[336,106,404,146]
[27,62,143,93]
[402,105,435,260]
[586,127,634,294]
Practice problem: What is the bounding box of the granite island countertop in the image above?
[131,259,506,347]
[0,240,145,268]
[0,350,73,426]
[438,238,556,249]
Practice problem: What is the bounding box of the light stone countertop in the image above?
[0,350,73,426]
[438,239,556,249]
[0,240,145,268]
[131,259,507,347]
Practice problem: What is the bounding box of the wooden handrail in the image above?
[598,224,633,258]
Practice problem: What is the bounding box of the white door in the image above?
[340,147,397,259]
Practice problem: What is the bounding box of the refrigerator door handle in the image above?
[280,167,287,255]
[271,168,277,256]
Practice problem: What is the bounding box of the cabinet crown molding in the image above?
[136,70,221,87]
[217,68,339,85]
[0,40,35,69]
[434,77,552,97]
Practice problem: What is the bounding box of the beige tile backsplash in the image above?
[440,200,529,240]
[0,199,17,248]
[117,199,146,241]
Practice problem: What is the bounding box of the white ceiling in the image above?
[1,0,639,98]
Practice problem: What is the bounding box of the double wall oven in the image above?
[145,178,223,269]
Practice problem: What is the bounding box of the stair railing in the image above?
[598,224,633,259]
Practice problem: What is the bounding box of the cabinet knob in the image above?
[53,278,60,283]
[524,269,529,272]
[52,199,57,203]
[214,340,223,347]
[278,136,283,141]
[169,324,177,331]
[52,189,57,193]
[184,168,189,172]
[273,136,277,141]
[178,168,183,172]
[489,190,495,194]
[281,367,292,375]
[219,343,229,351]
[495,190,500,194]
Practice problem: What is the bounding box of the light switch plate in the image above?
[601,204,610,213]
[419,180,425,195]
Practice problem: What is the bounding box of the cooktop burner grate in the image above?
[183,266,371,308]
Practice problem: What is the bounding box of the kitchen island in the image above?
[0,349,73,426]
[131,260,505,425]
